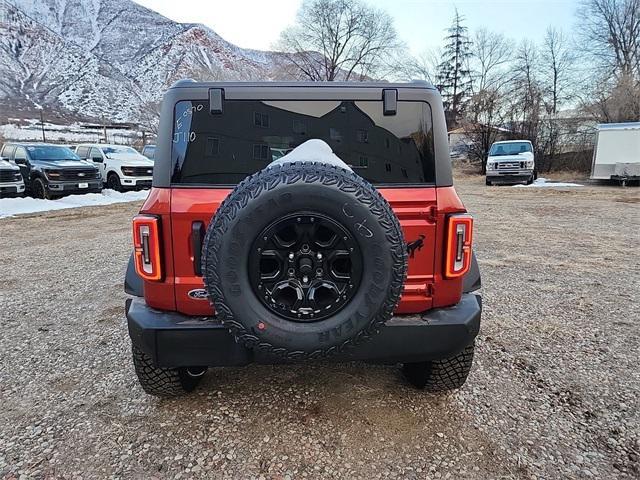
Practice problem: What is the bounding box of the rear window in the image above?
[171,99,435,185]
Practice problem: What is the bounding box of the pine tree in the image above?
[436,10,473,125]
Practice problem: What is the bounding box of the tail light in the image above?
[445,214,473,278]
[133,215,163,281]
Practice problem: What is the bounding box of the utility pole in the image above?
[40,108,46,142]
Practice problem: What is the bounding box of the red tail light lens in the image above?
[133,215,163,281]
[445,214,473,278]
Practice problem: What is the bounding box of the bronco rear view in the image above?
[125,80,481,397]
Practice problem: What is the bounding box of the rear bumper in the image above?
[126,293,482,367]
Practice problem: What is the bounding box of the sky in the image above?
[133,0,581,55]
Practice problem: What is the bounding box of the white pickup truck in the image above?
[0,157,25,197]
[485,140,536,186]
[76,144,153,191]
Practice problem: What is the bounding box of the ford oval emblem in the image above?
[188,289,208,300]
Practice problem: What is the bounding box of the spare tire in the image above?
[202,161,407,360]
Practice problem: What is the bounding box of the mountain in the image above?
[0,0,291,122]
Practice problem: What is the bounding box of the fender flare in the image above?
[125,252,143,297]
[462,252,481,293]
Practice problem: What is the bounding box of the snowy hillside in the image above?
[0,0,291,122]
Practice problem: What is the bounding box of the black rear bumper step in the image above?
[126,294,481,367]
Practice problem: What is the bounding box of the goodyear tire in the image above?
[202,161,407,360]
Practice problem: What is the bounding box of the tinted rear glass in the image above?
[171,100,435,185]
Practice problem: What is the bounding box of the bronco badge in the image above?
[406,235,426,259]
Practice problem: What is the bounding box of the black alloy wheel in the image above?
[248,212,363,322]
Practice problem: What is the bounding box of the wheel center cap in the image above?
[298,257,313,275]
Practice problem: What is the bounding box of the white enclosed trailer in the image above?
[591,122,640,184]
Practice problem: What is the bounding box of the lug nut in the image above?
[303,275,309,283]
[316,252,323,260]
[288,252,294,260]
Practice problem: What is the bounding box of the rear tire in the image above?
[402,343,475,392]
[131,345,206,397]
[107,172,123,192]
[485,178,492,186]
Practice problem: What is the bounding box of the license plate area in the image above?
[78,182,89,188]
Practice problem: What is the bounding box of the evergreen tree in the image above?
[436,10,473,125]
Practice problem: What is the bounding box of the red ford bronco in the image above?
[125,80,481,397]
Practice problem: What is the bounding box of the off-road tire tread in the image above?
[403,343,475,392]
[202,161,407,360]
[131,345,198,397]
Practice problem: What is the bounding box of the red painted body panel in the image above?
[138,188,176,311]
[433,187,467,307]
[139,185,469,316]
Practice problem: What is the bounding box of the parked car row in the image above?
[0,142,156,199]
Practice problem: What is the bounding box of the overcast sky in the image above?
[133,0,581,54]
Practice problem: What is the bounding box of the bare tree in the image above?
[584,73,640,121]
[464,88,508,173]
[136,100,162,137]
[540,28,575,115]
[469,29,513,93]
[509,40,543,141]
[576,0,640,123]
[500,40,549,168]
[277,0,403,81]
[462,30,513,173]
[394,48,441,84]
[578,0,640,79]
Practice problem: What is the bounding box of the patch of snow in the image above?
[0,121,141,144]
[272,139,353,171]
[513,177,583,188]
[0,189,148,218]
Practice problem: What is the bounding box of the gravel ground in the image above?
[1,176,639,479]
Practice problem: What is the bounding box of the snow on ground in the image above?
[0,120,141,144]
[513,177,583,188]
[0,190,148,218]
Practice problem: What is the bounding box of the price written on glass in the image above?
[173,103,204,143]
[173,131,196,143]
